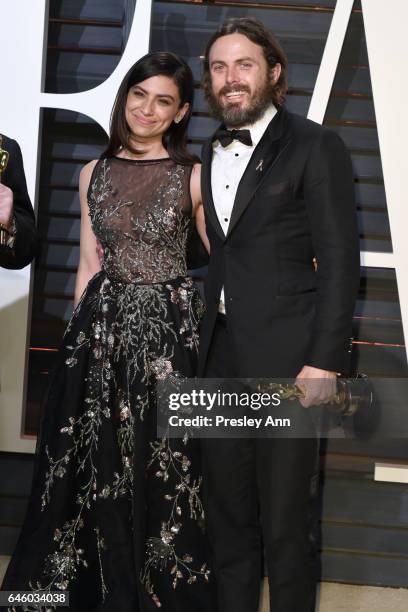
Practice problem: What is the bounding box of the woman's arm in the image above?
[74,160,101,307]
[190,163,210,254]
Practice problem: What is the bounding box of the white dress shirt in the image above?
[211,104,278,313]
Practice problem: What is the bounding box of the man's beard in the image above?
[206,77,275,127]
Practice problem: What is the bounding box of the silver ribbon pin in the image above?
[256,159,264,172]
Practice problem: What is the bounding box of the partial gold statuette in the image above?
[0,135,10,177]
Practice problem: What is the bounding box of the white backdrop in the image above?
[0,0,407,462]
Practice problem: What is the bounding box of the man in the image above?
[0,134,39,269]
[198,17,360,612]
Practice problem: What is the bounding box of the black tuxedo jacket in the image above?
[0,135,39,269]
[198,107,360,378]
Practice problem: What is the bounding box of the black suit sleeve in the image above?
[303,128,360,374]
[0,137,39,269]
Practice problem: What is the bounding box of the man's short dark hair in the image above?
[202,17,288,107]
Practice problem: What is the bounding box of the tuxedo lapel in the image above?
[201,137,225,241]
[227,107,291,238]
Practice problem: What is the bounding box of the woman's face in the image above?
[125,75,189,141]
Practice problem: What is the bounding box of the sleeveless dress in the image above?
[2,157,217,612]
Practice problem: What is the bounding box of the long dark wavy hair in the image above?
[103,52,199,165]
[202,17,288,108]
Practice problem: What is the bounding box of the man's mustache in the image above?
[217,84,251,97]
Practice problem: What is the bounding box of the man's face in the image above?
[207,33,281,127]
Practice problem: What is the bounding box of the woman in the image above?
[2,52,215,612]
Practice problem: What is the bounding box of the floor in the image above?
[260,579,408,612]
[1,556,408,611]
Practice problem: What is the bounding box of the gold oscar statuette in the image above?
[257,373,373,417]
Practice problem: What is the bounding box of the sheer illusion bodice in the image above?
[88,157,193,284]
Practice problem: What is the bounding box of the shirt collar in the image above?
[239,103,277,147]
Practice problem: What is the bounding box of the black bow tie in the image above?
[214,128,253,148]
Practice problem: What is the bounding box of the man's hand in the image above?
[0,183,14,228]
[295,365,337,408]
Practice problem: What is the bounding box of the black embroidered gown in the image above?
[2,157,217,612]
